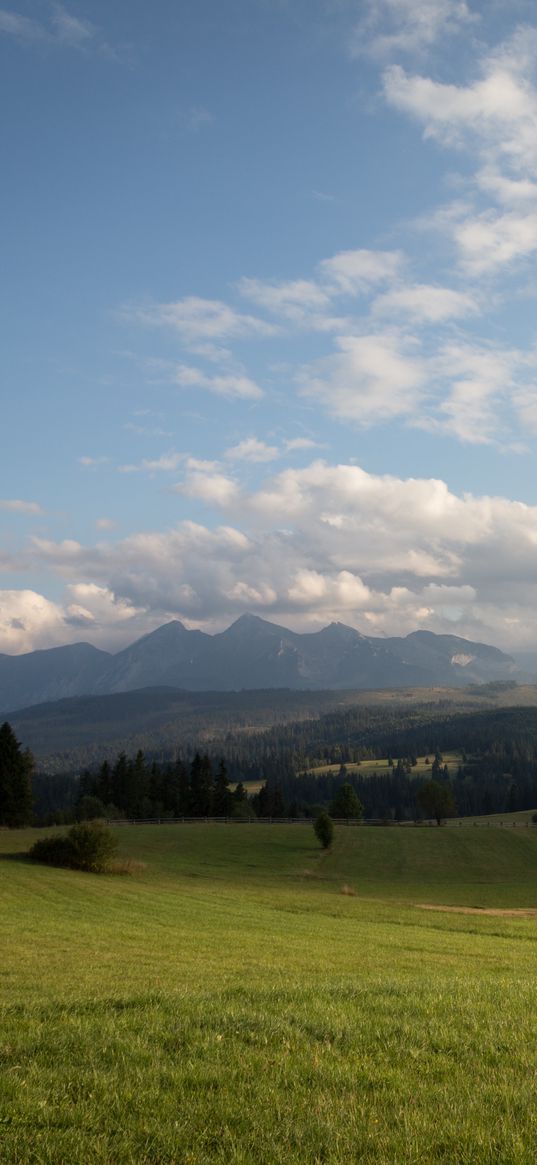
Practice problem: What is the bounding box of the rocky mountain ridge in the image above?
[0,614,521,716]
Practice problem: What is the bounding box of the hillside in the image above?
[12,681,537,772]
[3,823,537,1164]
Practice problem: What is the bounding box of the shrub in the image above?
[29,834,76,868]
[29,820,118,873]
[314,811,334,849]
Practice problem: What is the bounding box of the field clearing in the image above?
[3,822,537,1163]
[309,751,463,778]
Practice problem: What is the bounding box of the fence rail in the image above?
[103,816,537,828]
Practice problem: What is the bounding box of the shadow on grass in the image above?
[0,850,35,863]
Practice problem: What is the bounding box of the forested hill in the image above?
[31,696,537,824]
[12,680,537,773]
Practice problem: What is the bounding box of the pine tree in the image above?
[213,759,231,816]
[0,722,34,827]
[330,782,363,820]
[189,753,213,815]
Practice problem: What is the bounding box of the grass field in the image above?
[3,822,537,1163]
[309,752,463,779]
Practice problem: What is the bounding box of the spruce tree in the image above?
[189,753,213,815]
[0,722,34,827]
[213,759,231,816]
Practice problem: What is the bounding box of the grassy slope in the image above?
[308,751,463,778]
[3,824,537,1163]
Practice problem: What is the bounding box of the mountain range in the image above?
[0,614,523,716]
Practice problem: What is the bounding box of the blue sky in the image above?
[3,0,537,653]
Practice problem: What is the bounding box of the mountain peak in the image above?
[323,621,363,638]
[224,613,276,634]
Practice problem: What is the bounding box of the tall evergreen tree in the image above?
[189,753,213,815]
[111,752,129,814]
[0,722,34,827]
[213,759,231,816]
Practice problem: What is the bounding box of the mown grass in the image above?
[2,823,537,1163]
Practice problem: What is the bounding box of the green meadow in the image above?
[3,822,537,1164]
[308,752,463,779]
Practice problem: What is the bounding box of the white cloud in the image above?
[52,5,95,46]
[0,4,103,51]
[299,332,426,424]
[372,283,480,322]
[129,296,276,345]
[225,437,279,463]
[382,28,537,215]
[236,249,404,331]
[284,437,320,452]
[177,466,240,507]
[353,0,475,59]
[78,455,109,468]
[430,342,518,444]
[174,364,264,400]
[95,517,117,530]
[453,208,537,273]
[118,451,184,474]
[237,277,330,321]
[476,166,537,207]
[0,590,66,654]
[0,9,44,40]
[0,499,42,515]
[15,460,537,650]
[318,248,404,295]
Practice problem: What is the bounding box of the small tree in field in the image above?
[330,782,363,820]
[417,780,455,826]
[314,811,334,849]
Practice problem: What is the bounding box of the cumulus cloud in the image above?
[318,248,404,296]
[299,332,426,425]
[177,463,240,507]
[0,585,150,654]
[383,39,537,165]
[381,27,537,275]
[225,437,279,463]
[237,249,403,331]
[372,283,480,323]
[453,208,537,273]
[5,461,537,653]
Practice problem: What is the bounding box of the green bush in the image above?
[29,820,118,873]
[314,811,334,849]
[28,834,76,867]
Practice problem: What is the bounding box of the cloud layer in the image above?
[4,460,537,653]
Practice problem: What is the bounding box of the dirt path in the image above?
[416,903,537,917]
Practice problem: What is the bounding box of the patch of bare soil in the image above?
[416,903,537,917]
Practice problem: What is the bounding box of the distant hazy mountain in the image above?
[0,614,520,715]
[0,642,110,716]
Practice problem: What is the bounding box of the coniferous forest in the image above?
[21,700,537,825]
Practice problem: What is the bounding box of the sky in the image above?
[4,0,537,655]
